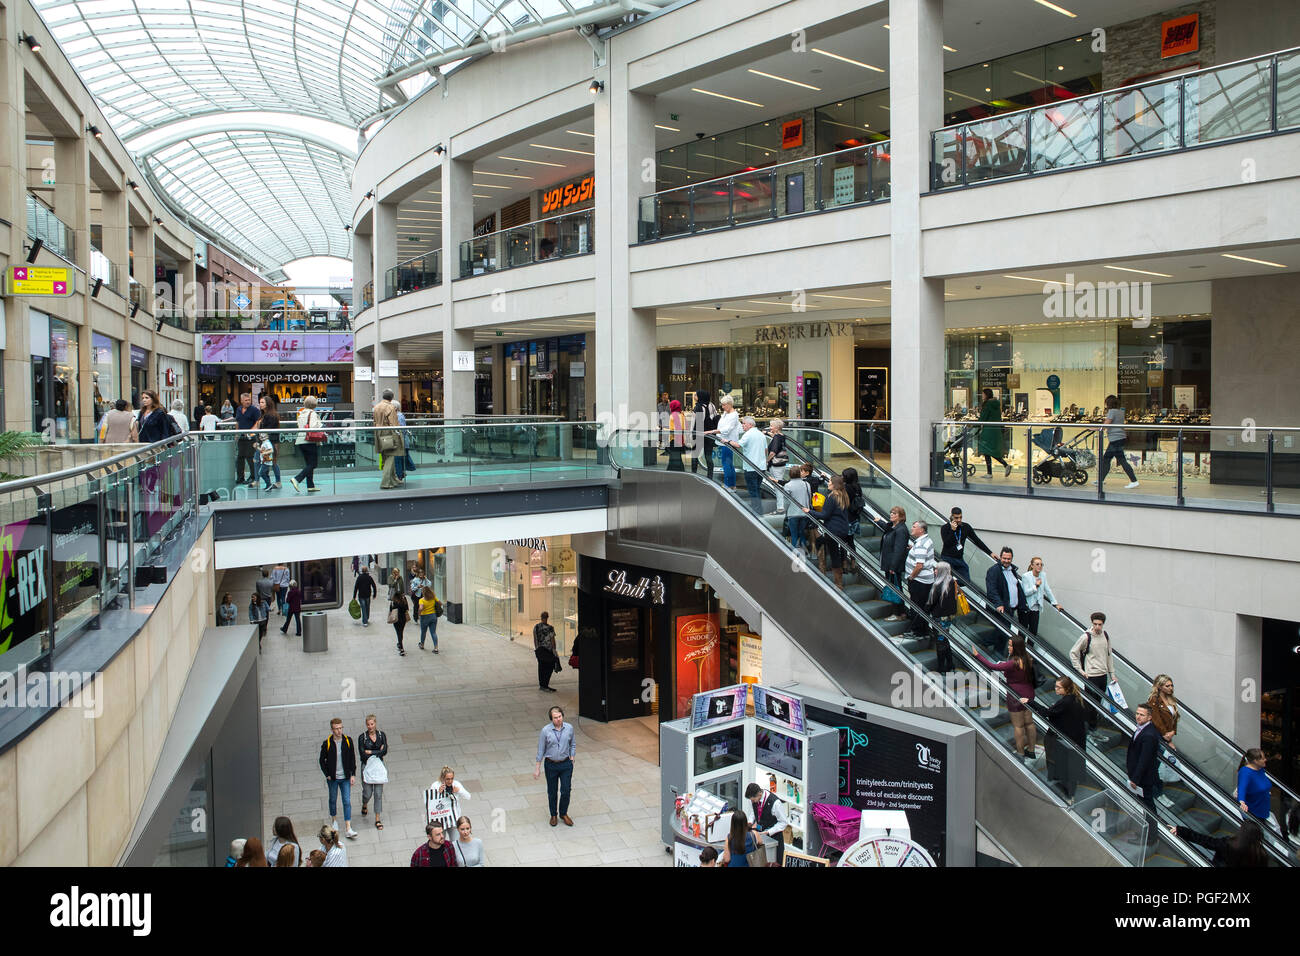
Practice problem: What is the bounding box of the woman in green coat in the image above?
[976,388,1011,477]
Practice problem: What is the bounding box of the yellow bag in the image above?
[811,492,826,510]
[955,586,971,616]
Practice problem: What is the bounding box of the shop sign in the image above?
[233,372,339,384]
[541,174,594,215]
[1160,13,1199,58]
[377,359,399,378]
[355,366,372,382]
[131,345,149,368]
[739,633,762,684]
[602,567,665,605]
[505,538,547,551]
[781,118,804,150]
[6,266,73,298]
[748,321,852,343]
[570,361,585,379]
[201,333,354,364]
[675,613,721,719]
[452,350,474,372]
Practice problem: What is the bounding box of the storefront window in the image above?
[39,319,79,441]
[398,368,442,415]
[463,538,577,649]
[668,574,759,720]
[503,334,587,419]
[91,333,119,424]
[158,356,187,415]
[657,343,789,417]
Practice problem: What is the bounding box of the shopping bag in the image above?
[881,585,903,605]
[426,789,456,831]
[348,598,362,620]
[362,757,388,784]
[1106,679,1128,710]
[745,841,769,868]
[955,587,971,616]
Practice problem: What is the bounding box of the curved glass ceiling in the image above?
[33,0,651,272]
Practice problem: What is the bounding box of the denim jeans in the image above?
[358,596,370,625]
[281,610,301,635]
[719,445,735,488]
[544,758,573,817]
[1099,438,1137,483]
[327,778,352,822]
[419,613,438,648]
[744,471,762,506]
[788,515,807,550]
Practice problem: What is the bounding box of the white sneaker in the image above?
[346,826,358,839]
[289,478,302,493]
[329,818,337,831]
[1125,481,1139,489]
[1157,794,1175,809]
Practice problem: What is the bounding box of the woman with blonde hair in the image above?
[819,475,853,591]
[453,816,487,867]
[318,825,347,867]
[289,394,322,493]
[1147,673,1180,801]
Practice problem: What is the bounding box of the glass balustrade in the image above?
[383,251,441,299]
[26,193,75,260]
[458,209,594,278]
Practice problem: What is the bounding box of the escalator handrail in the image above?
[608,430,1213,865]
[782,426,1300,813]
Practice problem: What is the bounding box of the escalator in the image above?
[772,425,1299,865]
[608,432,1212,866]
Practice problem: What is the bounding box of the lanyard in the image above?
[549,724,565,755]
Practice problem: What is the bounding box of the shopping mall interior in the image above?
[2,0,1300,887]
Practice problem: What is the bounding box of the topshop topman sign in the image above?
[746,321,853,343]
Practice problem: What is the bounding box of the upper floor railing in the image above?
[458,208,594,278]
[188,307,352,332]
[931,46,1300,190]
[89,244,121,296]
[26,192,74,260]
[637,141,890,242]
[384,250,441,299]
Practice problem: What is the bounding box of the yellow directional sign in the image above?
[6,265,75,297]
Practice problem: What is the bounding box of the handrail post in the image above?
[868,423,875,462]
[125,480,137,610]
[1025,427,1033,495]
[687,186,695,234]
[1024,112,1033,175]
[961,424,969,490]
[1176,429,1185,507]
[1266,431,1275,513]
[190,438,201,519]
[1179,73,1188,148]
[727,177,735,228]
[814,156,823,210]
[38,491,55,671]
[1097,426,1105,501]
[95,484,109,621]
[1271,55,1279,133]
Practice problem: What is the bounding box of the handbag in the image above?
[387,606,398,624]
[811,492,826,510]
[744,839,769,868]
[955,586,971,616]
[362,756,388,784]
[1106,678,1128,711]
[569,653,579,669]
[348,598,362,620]
[377,431,400,454]
[881,584,903,605]
[553,656,563,674]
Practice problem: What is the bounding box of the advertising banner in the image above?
[201,333,354,364]
[675,613,720,719]
[0,517,50,655]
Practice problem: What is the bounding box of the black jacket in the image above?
[876,519,910,576]
[358,729,388,766]
[984,561,1028,614]
[319,734,357,779]
[1172,826,1268,867]
[1046,694,1088,748]
[353,572,377,600]
[137,408,178,444]
[926,581,959,618]
[1126,722,1160,795]
[820,494,851,538]
[940,522,991,562]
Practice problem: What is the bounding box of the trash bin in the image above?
[445,602,463,625]
[302,611,328,653]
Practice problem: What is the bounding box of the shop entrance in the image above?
[1261,616,1300,791]
[505,334,587,419]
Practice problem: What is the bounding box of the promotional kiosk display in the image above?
[661,684,837,860]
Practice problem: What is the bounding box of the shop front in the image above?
[30,311,79,440]
[222,370,353,418]
[504,334,587,419]
[576,556,762,726]
[158,354,188,415]
[397,366,443,415]
[130,344,148,407]
[462,537,578,648]
[199,332,355,416]
[90,332,120,422]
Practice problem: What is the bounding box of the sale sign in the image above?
[674,613,721,719]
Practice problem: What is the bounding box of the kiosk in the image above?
[660,684,838,860]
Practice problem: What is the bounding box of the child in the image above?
[256,431,276,491]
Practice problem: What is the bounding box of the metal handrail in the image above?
[937,420,1294,433]
[0,434,185,495]
[642,140,888,199]
[463,207,593,245]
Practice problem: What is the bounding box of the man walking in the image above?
[533,705,575,827]
[279,579,303,636]
[353,565,377,627]
[534,611,558,692]
[735,416,769,512]
[373,388,404,490]
[905,520,936,638]
[233,391,259,485]
[410,822,458,867]
[318,718,359,839]
[254,567,276,613]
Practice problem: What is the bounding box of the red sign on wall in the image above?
[1160,14,1199,58]
[674,613,721,719]
[781,119,804,150]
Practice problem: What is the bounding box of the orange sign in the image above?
[1160,14,1199,58]
[541,175,594,214]
[674,613,720,718]
[781,119,804,150]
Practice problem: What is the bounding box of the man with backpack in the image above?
[318,718,359,840]
[1070,612,1118,738]
[534,611,558,692]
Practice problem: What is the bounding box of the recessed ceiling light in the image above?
[690,305,762,313]
[691,88,764,107]
[655,124,680,132]
[472,194,491,198]
[811,49,884,72]
[748,300,817,308]
[747,68,821,90]
[1103,265,1173,278]
[1033,0,1077,17]
[567,130,596,138]
[1004,274,1075,287]
[530,143,594,156]
[1221,253,1286,268]
[813,293,881,303]
[498,155,565,167]
[472,183,511,189]
[943,45,957,53]
[476,171,532,180]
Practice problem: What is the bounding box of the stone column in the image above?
[1,16,33,427]
[441,157,475,432]
[888,0,947,489]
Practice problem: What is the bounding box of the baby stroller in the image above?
[941,430,976,478]
[1031,427,1091,486]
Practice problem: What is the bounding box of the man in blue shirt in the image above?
[233,391,260,485]
[533,705,576,827]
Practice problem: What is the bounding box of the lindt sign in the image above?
[603,569,665,605]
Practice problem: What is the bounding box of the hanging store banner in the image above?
[201,333,354,364]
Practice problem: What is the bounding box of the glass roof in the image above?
[34,0,643,272]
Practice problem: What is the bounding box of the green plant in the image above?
[0,430,45,482]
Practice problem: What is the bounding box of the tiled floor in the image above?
[230,567,670,867]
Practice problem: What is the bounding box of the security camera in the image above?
[714,303,721,310]
[696,132,706,140]
[974,284,982,290]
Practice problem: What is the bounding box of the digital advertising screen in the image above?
[690,684,748,731]
[751,685,806,734]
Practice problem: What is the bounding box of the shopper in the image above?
[318,825,348,867]
[266,816,302,869]
[939,507,994,584]
[431,766,472,832]
[973,636,1038,761]
[391,400,415,481]
[784,462,813,553]
[409,565,432,603]
[453,816,487,867]
[410,823,458,867]
[417,585,439,652]
[224,838,246,867]
[1126,704,1161,829]
[359,714,389,830]
[664,399,687,472]
[698,846,719,867]
[305,849,326,867]
[233,392,259,484]
[720,810,759,868]
[390,588,409,656]
[1070,613,1117,735]
[1099,394,1140,489]
[841,468,866,559]
[1044,676,1088,801]
[905,520,936,638]
[1237,749,1273,825]
[691,390,718,481]
[766,419,790,479]
[983,547,1027,643]
[743,782,790,865]
[926,561,959,673]
[707,395,741,491]
[287,396,322,493]
[534,611,558,692]
[976,388,1012,478]
[1020,556,1063,635]
[353,565,377,627]
[373,388,404,490]
[255,394,282,488]
[876,506,909,623]
[1147,673,1180,804]
[273,845,295,867]
[220,398,235,421]
[736,416,769,510]
[820,475,853,591]
[533,705,576,827]
[136,390,180,443]
[199,405,219,436]
[169,399,190,435]
[270,561,291,616]
[252,431,275,491]
[279,579,303,636]
[248,592,269,651]
[318,718,358,839]
[235,837,268,867]
[656,391,671,446]
[1170,819,1268,867]
[218,592,238,626]
[102,399,136,443]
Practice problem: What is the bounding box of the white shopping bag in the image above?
[426,789,456,831]
[362,756,388,784]
[1106,679,1128,711]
